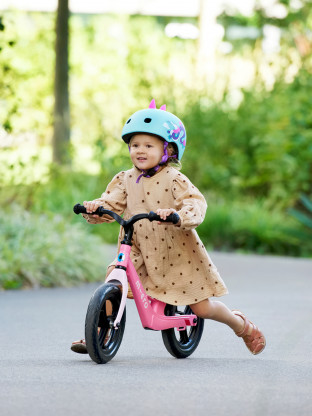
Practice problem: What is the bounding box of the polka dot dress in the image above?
[84,166,228,306]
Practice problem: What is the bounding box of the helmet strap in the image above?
[160,141,169,164]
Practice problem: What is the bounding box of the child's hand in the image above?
[83,200,102,218]
[156,208,181,226]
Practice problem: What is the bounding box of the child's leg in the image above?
[189,299,265,354]
[189,299,245,333]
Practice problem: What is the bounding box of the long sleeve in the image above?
[83,171,127,224]
[172,173,207,230]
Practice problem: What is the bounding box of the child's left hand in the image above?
[156,208,181,226]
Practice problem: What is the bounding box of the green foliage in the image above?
[0,206,110,290]
[182,69,312,208]
[69,13,196,163]
[289,194,312,229]
[0,14,19,132]
[1,9,312,268]
[0,12,54,137]
[0,156,121,244]
[1,158,310,257]
[198,197,312,256]
[219,0,312,29]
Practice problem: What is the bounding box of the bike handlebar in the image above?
[73,204,180,226]
[148,211,180,224]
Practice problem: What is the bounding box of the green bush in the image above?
[0,206,110,290]
[1,162,311,258]
[289,194,312,230]
[183,69,312,208]
[197,197,312,257]
[1,10,312,263]
[0,159,123,245]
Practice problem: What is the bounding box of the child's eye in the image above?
[146,145,153,148]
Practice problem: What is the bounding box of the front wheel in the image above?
[161,305,204,358]
[85,283,126,364]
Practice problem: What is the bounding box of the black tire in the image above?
[85,283,126,364]
[161,305,204,358]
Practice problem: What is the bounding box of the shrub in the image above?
[289,194,312,230]
[182,69,312,208]
[0,206,110,289]
[197,197,312,257]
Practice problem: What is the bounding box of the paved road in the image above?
[1,251,312,416]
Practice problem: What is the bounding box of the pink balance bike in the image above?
[74,204,204,364]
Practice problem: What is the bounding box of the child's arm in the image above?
[82,171,127,224]
[172,174,207,230]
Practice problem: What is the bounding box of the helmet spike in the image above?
[149,99,156,109]
[160,104,166,111]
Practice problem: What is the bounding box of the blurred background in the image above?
[1,0,311,289]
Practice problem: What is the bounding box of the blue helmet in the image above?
[121,99,187,160]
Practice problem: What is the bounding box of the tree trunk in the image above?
[53,0,70,165]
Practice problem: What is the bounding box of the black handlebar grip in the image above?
[148,211,180,225]
[73,204,105,216]
[73,204,86,215]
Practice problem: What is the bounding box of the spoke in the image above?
[179,330,189,344]
[98,328,108,346]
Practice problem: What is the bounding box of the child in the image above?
[71,100,266,355]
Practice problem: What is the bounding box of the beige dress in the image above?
[84,166,228,306]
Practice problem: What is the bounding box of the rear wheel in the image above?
[161,305,204,358]
[85,283,126,364]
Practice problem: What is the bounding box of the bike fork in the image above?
[105,268,128,329]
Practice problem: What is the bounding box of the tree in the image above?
[53,0,70,165]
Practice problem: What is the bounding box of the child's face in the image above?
[129,134,164,171]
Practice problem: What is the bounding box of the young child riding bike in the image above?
[71,99,266,356]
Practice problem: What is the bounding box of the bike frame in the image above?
[106,243,198,331]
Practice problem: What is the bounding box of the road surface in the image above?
[1,251,312,416]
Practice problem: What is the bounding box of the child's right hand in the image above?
[83,200,102,218]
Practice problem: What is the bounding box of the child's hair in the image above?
[166,142,182,170]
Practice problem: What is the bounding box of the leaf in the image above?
[288,208,312,229]
[299,194,312,213]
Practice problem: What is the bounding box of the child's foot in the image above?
[71,339,88,354]
[233,310,266,355]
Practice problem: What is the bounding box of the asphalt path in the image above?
[1,251,312,416]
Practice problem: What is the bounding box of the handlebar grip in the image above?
[73,204,105,216]
[73,204,86,214]
[148,211,180,225]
